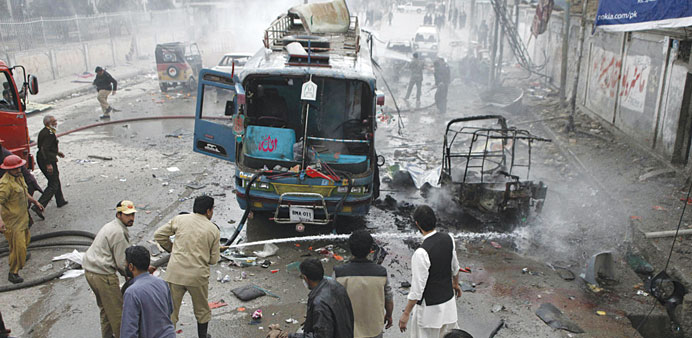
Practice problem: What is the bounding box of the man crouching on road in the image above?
[154,195,220,338]
[83,200,137,338]
[0,155,44,284]
[267,258,354,338]
[399,205,463,337]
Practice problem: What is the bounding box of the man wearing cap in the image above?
[154,195,220,338]
[0,155,44,284]
[32,115,67,220]
[93,66,118,119]
[83,200,137,338]
[0,139,42,197]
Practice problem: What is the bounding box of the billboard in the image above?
[595,0,692,32]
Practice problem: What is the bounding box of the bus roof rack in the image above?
[263,0,360,58]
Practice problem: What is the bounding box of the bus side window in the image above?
[201,84,235,126]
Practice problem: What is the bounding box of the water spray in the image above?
[229,231,518,248]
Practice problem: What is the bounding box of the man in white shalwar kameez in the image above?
[399,205,462,338]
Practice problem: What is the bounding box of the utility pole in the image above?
[567,0,588,131]
[496,0,507,83]
[559,0,571,105]
[469,0,476,37]
[514,0,520,32]
[5,0,14,19]
[489,7,500,87]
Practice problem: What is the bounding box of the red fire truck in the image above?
[0,60,39,168]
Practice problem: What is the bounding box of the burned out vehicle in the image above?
[440,115,550,227]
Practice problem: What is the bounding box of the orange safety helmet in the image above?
[0,155,26,170]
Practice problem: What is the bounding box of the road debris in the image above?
[253,243,279,258]
[232,285,266,301]
[535,303,584,333]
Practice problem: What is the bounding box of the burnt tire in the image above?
[186,77,196,92]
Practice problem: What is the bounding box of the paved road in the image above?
[0,9,657,338]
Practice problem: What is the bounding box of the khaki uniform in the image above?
[0,173,30,274]
[97,90,111,114]
[154,213,220,325]
[82,218,130,338]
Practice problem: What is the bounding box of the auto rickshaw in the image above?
[155,42,203,92]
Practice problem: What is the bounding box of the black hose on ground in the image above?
[0,240,93,293]
[0,241,91,258]
[0,241,94,255]
[0,230,95,249]
[0,269,67,293]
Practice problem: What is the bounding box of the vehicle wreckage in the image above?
[439,115,551,228]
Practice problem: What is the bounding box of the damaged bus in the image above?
[193,0,383,225]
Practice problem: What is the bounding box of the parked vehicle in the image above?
[212,53,253,75]
[413,25,439,58]
[0,60,39,168]
[192,0,384,225]
[155,42,203,92]
[439,115,550,228]
[380,40,415,82]
[397,1,427,13]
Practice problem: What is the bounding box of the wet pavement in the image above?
[1,8,687,338]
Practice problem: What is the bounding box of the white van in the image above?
[413,25,439,58]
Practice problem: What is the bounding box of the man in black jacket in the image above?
[267,258,354,338]
[33,115,67,220]
[93,66,118,119]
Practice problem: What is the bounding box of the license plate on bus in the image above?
[289,206,314,223]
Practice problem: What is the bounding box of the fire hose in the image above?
[29,115,202,147]
[0,230,96,293]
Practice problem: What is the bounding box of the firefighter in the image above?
[0,155,44,284]
[82,200,137,338]
[154,195,220,338]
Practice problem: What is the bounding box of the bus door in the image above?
[193,69,245,162]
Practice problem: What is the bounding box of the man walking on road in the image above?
[93,66,118,119]
[399,205,462,337]
[434,58,451,115]
[0,155,43,284]
[267,258,354,338]
[154,196,220,338]
[83,200,137,338]
[335,230,394,338]
[404,53,424,105]
[120,245,176,338]
[33,115,67,220]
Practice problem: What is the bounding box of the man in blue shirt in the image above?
[120,245,176,338]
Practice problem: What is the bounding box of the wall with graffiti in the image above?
[613,33,665,144]
[475,4,690,162]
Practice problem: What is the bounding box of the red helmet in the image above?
[0,155,26,170]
